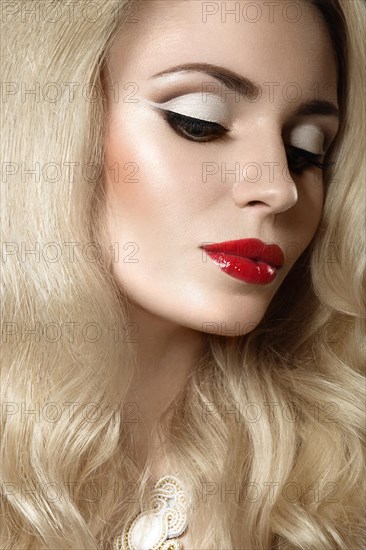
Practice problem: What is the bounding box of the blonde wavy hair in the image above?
[1,0,365,548]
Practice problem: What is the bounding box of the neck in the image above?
[125,301,208,467]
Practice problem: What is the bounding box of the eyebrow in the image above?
[150,62,339,118]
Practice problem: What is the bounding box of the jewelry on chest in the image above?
[114,474,191,550]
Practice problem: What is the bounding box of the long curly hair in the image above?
[1,0,365,548]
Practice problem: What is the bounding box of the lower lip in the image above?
[203,251,278,285]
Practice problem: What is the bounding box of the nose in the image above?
[231,131,298,214]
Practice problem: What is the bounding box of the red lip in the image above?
[200,238,285,285]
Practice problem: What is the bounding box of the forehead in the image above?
[107,0,338,104]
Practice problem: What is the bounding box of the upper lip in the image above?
[200,238,285,268]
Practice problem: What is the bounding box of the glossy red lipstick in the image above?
[200,238,284,285]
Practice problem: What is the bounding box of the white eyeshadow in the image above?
[144,93,231,125]
[289,124,325,155]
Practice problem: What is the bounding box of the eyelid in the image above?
[144,93,232,125]
[288,124,326,155]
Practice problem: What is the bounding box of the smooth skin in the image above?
[103,1,339,525]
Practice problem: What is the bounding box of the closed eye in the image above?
[162,110,230,143]
[285,145,335,175]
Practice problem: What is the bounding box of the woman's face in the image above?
[104,0,339,336]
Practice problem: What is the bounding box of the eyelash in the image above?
[163,110,229,142]
[285,146,334,175]
[163,110,335,174]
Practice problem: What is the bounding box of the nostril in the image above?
[248,201,264,206]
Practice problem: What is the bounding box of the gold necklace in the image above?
[114,474,190,550]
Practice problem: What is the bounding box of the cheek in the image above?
[104,129,168,244]
[294,176,324,250]
[306,180,324,234]
[103,113,211,245]
[103,123,203,296]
